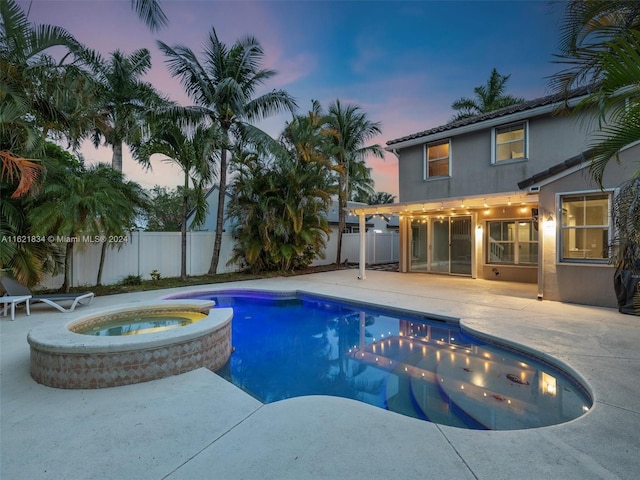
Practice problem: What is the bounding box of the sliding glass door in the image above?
[430,216,472,275]
[410,220,428,272]
[431,218,450,273]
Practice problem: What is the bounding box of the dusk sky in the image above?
[20,0,567,198]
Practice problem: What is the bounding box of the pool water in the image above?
[75,311,206,336]
[178,291,592,430]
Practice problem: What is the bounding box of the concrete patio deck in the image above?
[1,270,639,479]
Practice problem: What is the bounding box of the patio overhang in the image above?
[346,192,539,281]
[346,191,538,216]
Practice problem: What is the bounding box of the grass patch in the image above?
[56,264,347,297]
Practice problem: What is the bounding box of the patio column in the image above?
[358,212,366,280]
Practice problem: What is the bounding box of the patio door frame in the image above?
[428,215,473,276]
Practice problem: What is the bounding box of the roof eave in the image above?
[386,95,587,152]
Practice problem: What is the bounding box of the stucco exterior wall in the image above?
[537,144,638,307]
[398,113,594,203]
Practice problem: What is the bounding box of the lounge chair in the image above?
[1,294,31,321]
[0,276,94,313]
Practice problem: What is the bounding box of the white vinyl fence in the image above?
[41,230,399,289]
[341,231,399,265]
[40,231,237,289]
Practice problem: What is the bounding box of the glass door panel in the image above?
[450,217,471,275]
[410,220,428,272]
[431,218,450,273]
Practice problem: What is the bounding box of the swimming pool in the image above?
[169,290,592,430]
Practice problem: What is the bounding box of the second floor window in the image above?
[493,122,527,163]
[425,140,450,179]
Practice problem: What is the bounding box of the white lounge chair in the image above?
[0,276,94,313]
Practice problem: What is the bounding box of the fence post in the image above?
[137,228,142,277]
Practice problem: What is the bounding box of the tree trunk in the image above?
[208,147,228,275]
[96,241,108,286]
[180,183,188,281]
[61,241,74,293]
[112,141,124,172]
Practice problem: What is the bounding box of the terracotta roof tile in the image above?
[387,85,595,146]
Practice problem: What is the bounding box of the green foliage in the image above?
[87,48,167,172]
[450,68,525,122]
[121,274,143,286]
[157,27,297,274]
[228,146,332,273]
[325,99,384,264]
[143,186,200,231]
[352,190,396,205]
[551,1,640,186]
[130,0,168,32]
[149,269,161,281]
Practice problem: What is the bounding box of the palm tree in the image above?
[0,0,89,284]
[549,0,640,97]
[88,48,166,172]
[91,166,148,286]
[367,191,396,205]
[346,158,375,202]
[157,28,297,275]
[130,0,168,32]
[550,1,640,186]
[326,100,384,264]
[450,68,525,121]
[29,160,129,292]
[0,0,83,172]
[133,121,217,280]
[228,147,332,272]
[579,30,640,186]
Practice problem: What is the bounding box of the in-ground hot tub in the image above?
[27,300,233,389]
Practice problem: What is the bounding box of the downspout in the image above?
[537,208,546,300]
[358,212,366,280]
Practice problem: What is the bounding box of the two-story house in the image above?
[351,87,637,308]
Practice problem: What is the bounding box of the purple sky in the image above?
[20,0,567,198]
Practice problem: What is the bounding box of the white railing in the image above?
[40,229,399,289]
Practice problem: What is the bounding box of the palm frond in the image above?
[130,0,168,32]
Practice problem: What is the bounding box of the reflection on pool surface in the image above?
[74,311,206,336]
[174,290,592,430]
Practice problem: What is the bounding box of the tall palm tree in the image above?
[450,68,525,121]
[326,100,384,264]
[157,28,297,275]
[88,48,166,172]
[133,121,217,280]
[0,0,89,284]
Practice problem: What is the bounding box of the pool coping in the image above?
[27,300,231,353]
